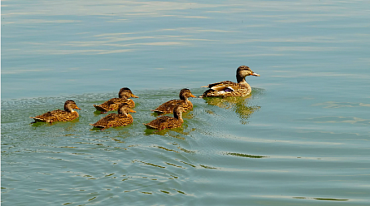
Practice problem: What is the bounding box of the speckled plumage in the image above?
[94,98,136,112]
[145,105,186,130]
[90,103,135,129]
[201,65,260,98]
[94,87,138,112]
[30,100,81,123]
[152,89,195,115]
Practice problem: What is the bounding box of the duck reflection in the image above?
[31,118,80,128]
[144,123,194,139]
[31,118,80,134]
[203,95,260,124]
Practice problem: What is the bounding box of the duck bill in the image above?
[131,94,139,98]
[75,106,81,110]
[190,94,196,98]
[129,109,136,113]
[251,72,260,77]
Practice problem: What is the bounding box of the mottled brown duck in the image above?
[94,87,138,113]
[30,100,81,123]
[145,105,186,130]
[90,103,135,130]
[200,65,260,98]
[152,88,195,115]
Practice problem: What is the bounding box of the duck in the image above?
[94,87,138,113]
[30,100,81,123]
[90,103,136,130]
[200,65,260,98]
[145,105,186,130]
[152,88,196,115]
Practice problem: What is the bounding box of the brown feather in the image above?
[91,103,135,129]
[145,105,185,130]
[201,65,259,98]
[30,100,80,123]
[144,116,183,130]
[90,113,133,129]
[153,99,193,114]
[94,98,135,112]
[94,88,138,112]
[153,89,195,115]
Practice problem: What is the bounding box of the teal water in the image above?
[2,1,370,205]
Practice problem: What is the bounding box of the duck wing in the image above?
[94,98,135,112]
[145,116,181,130]
[91,113,117,128]
[109,114,133,128]
[202,81,235,89]
[91,113,133,129]
[31,109,78,123]
[152,100,184,114]
[201,81,249,98]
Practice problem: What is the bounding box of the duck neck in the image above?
[183,97,190,104]
[179,93,187,101]
[118,109,128,117]
[236,74,247,83]
[174,111,184,123]
[238,75,251,87]
[64,105,73,113]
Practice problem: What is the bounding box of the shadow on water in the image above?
[293,197,349,202]
[202,89,263,124]
[93,110,106,116]
[226,152,268,159]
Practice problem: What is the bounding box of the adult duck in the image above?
[94,87,138,113]
[90,103,136,130]
[152,88,195,115]
[30,100,81,123]
[145,105,186,130]
[200,65,260,98]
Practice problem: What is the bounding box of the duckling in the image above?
[152,88,195,115]
[90,103,135,130]
[94,87,138,113]
[30,100,81,123]
[145,105,186,130]
[200,65,260,97]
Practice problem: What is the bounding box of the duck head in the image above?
[64,100,81,112]
[118,103,136,115]
[118,87,139,99]
[173,105,186,122]
[179,88,196,100]
[236,65,260,83]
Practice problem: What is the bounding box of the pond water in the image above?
[2,0,370,205]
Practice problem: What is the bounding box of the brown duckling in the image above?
[200,65,260,98]
[145,105,186,130]
[152,88,196,115]
[30,100,81,123]
[94,87,138,113]
[90,103,136,130]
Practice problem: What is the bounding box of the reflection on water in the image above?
[144,122,195,139]
[203,94,261,124]
[2,88,370,206]
[31,118,80,129]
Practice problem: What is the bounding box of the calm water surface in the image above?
[2,0,370,205]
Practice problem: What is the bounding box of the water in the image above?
[2,0,370,205]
